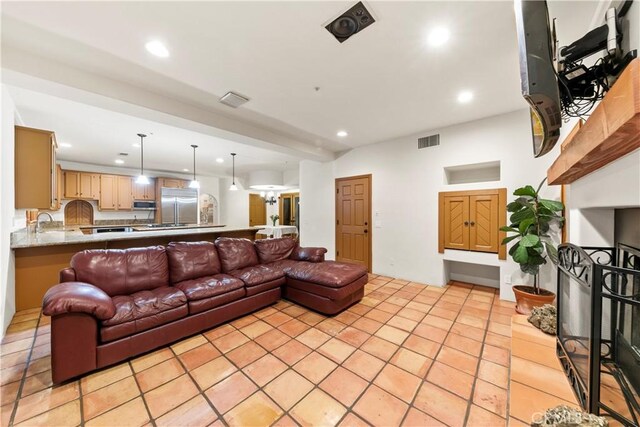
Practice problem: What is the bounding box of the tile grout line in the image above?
[8,312,43,427]
[127,359,157,427]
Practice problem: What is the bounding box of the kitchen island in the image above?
[11,225,261,310]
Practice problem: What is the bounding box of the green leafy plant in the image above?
[270,214,279,226]
[500,178,565,294]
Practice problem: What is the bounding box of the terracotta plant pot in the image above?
[512,285,556,315]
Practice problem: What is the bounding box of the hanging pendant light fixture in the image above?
[229,153,238,191]
[188,145,200,189]
[135,133,150,185]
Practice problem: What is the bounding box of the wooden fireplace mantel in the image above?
[547,58,639,185]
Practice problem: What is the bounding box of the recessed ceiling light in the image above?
[59,142,72,148]
[115,159,125,165]
[145,40,170,58]
[427,27,450,47]
[216,158,224,163]
[457,91,474,103]
[337,130,348,137]
[183,168,189,172]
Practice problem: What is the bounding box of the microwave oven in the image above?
[133,200,157,210]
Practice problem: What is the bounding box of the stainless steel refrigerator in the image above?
[161,188,198,225]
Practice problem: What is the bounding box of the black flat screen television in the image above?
[514,0,562,158]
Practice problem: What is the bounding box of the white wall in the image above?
[300,109,561,300]
[1,86,17,336]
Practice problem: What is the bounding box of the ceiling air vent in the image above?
[219,91,250,108]
[418,134,440,149]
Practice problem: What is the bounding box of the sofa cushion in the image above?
[214,237,259,272]
[167,241,222,283]
[174,274,244,301]
[101,306,187,343]
[188,288,246,314]
[100,286,187,342]
[72,246,170,297]
[285,261,368,288]
[229,264,285,287]
[254,238,297,264]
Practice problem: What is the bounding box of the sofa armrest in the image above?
[43,282,116,320]
[290,246,328,263]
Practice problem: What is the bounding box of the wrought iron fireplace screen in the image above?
[557,243,640,426]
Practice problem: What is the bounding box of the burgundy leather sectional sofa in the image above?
[42,237,367,383]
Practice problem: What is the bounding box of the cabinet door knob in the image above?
[364,229,368,233]
[464,221,469,226]
[470,221,475,226]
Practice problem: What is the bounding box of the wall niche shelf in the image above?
[548,58,639,185]
[444,161,501,185]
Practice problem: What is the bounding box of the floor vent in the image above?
[418,134,440,149]
[220,92,250,108]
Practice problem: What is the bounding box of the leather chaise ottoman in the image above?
[283,260,368,315]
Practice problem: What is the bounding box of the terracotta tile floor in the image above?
[0,275,571,426]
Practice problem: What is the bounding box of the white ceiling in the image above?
[1,1,602,164]
[8,85,301,176]
[1,1,529,150]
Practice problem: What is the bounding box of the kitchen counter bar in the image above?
[11,225,254,249]
[11,225,260,310]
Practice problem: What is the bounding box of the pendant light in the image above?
[135,133,150,185]
[229,153,238,191]
[188,145,200,189]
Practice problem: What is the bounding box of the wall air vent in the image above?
[418,134,440,149]
[219,91,250,108]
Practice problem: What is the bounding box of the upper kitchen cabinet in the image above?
[117,176,133,210]
[158,177,188,189]
[15,126,59,210]
[133,178,156,200]
[63,171,100,200]
[100,174,133,211]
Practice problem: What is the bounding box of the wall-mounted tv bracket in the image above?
[556,0,636,116]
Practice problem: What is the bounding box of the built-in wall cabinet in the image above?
[15,126,59,210]
[438,188,507,260]
[63,171,100,200]
[99,175,135,211]
[133,178,156,200]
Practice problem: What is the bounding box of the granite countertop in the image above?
[10,225,261,249]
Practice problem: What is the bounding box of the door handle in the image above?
[464,221,469,226]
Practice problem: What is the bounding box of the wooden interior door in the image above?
[443,195,469,250]
[469,194,499,253]
[249,194,266,226]
[336,175,371,271]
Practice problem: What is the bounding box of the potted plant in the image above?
[500,178,564,314]
[270,214,279,227]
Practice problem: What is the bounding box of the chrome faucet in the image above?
[35,212,54,233]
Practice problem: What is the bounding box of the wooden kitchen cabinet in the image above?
[158,178,187,189]
[99,175,117,210]
[133,178,156,200]
[15,126,59,210]
[438,188,507,259]
[117,176,133,210]
[64,171,100,199]
[99,175,134,211]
